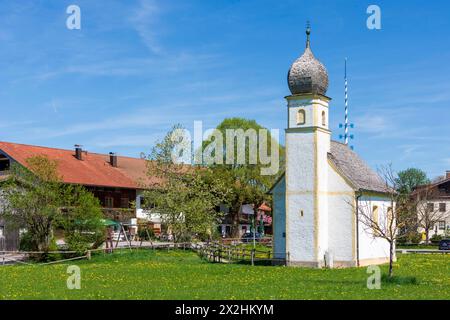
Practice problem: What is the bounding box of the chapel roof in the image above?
[328,141,391,194]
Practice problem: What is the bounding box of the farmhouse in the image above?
[270,27,393,268]
[412,171,450,240]
[0,142,162,251]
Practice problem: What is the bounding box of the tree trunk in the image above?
[425,229,430,245]
[388,241,394,278]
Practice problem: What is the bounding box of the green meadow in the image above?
[0,250,448,300]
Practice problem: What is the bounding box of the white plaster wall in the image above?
[135,191,161,222]
[316,130,330,263]
[285,131,316,262]
[327,165,355,262]
[288,97,329,129]
[358,195,392,261]
[272,176,286,259]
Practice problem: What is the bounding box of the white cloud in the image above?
[130,0,162,54]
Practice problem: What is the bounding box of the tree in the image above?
[203,118,284,237]
[59,184,104,253]
[1,156,104,259]
[356,165,415,277]
[394,168,430,241]
[143,125,231,242]
[395,168,429,199]
[413,186,448,244]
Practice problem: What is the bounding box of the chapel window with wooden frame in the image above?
[372,205,379,233]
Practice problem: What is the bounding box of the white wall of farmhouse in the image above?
[417,199,450,238]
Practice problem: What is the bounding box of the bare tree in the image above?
[355,165,415,278]
[413,186,448,244]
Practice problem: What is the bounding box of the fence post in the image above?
[251,249,255,266]
[87,250,91,260]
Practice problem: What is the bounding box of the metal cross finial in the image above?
[306,21,311,48]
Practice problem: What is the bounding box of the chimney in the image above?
[109,152,118,167]
[446,171,450,179]
[74,145,83,160]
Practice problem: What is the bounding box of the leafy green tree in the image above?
[204,118,284,237]
[395,168,430,241]
[396,168,429,198]
[59,184,104,253]
[1,156,104,259]
[144,125,231,242]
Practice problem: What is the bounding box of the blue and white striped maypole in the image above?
[344,58,349,145]
[339,58,354,148]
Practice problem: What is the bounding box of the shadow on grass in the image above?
[382,274,419,285]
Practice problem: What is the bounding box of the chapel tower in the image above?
[284,25,331,267]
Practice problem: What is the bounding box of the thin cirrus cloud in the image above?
[129,0,163,54]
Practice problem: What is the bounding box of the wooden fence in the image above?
[192,242,287,266]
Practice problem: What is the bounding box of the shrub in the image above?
[138,227,155,240]
[430,234,443,243]
[19,232,33,251]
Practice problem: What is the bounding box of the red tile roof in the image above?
[258,202,272,212]
[0,141,156,189]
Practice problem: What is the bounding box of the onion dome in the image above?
[288,24,329,95]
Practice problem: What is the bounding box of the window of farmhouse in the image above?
[438,221,445,230]
[297,109,306,125]
[427,203,435,213]
[439,203,446,212]
[0,154,10,172]
[105,196,114,208]
[322,111,326,126]
[120,198,129,208]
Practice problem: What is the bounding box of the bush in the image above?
[430,234,443,243]
[138,227,155,241]
[65,232,95,256]
[397,231,422,245]
[177,233,193,243]
[19,232,33,251]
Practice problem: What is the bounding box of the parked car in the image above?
[241,232,263,243]
[438,239,450,250]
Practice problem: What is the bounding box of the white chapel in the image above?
[271,26,393,268]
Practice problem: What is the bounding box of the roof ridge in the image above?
[0,141,144,161]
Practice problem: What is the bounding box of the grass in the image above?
[0,250,448,300]
[397,244,439,250]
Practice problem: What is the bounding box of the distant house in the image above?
[412,171,450,240]
[218,203,272,238]
[0,141,161,251]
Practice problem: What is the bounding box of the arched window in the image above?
[297,109,306,125]
[372,205,379,235]
[322,111,326,126]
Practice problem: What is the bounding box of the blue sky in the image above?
[0,0,449,179]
